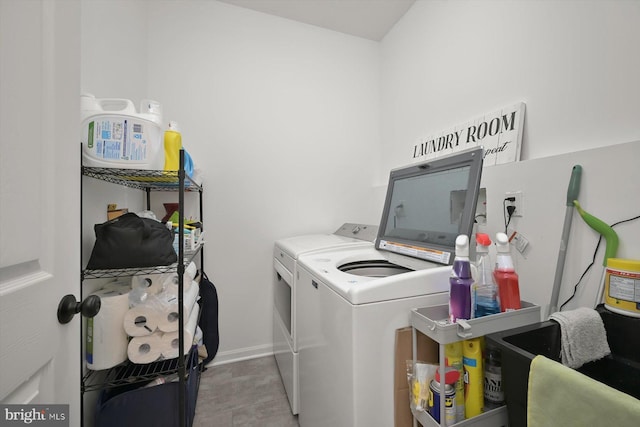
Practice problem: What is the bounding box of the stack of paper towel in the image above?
[86,264,201,369]
[124,264,200,364]
[86,281,131,370]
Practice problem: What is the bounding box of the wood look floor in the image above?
[193,356,299,427]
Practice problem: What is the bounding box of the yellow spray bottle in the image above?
[463,337,484,419]
[445,342,464,422]
[163,121,182,171]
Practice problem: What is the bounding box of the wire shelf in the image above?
[82,263,179,280]
[82,245,203,280]
[82,167,202,192]
[82,348,201,393]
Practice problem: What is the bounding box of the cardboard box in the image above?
[107,209,128,220]
[394,327,439,427]
[107,204,128,220]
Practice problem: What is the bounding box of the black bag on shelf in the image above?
[86,213,177,270]
[198,270,219,366]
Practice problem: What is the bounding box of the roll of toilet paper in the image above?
[86,283,131,370]
[127,331,163,364]
[163,272,192,294]
[185,261,197,280]
[102,278,132,291]
[159,304,200,359]
[131,273,171,295]
[156,281,200,333]
[164,261,197,294]
[194,325,203,346]
[123,302,161,337]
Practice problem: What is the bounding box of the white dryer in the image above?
[273,223,378,414]
[296,148,484,427]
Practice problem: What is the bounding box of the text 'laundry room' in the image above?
[1,1,639,427]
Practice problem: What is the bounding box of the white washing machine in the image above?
[273,223,378,414]
[296,148,484,427]
[297,247,450,427]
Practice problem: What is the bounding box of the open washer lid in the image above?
[375,148,483,265]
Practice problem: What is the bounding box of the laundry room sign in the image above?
[411,102,526,167]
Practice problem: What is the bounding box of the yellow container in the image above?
[604,258,640,318]
[445,342,464,422]
[463,338,484,419]
[163,121,182,171]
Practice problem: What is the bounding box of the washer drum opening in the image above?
[338,260,412,278]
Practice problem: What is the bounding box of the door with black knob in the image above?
[0,0,81,423]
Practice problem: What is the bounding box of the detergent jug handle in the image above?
[96,98,137,114]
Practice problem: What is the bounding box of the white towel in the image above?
[549,307,611,369]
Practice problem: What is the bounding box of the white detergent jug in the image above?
[81,94,164,170]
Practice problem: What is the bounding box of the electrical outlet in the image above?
[505,191,524,217]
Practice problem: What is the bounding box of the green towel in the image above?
[528,355,640,426]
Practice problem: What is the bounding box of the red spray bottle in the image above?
[493,232,521,311]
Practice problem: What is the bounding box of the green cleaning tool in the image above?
[573,200,619,308]
[573,200,619,263]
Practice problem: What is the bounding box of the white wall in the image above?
[81,0,148,101]
[380,0,640,315]
[380,0,640,177]
[480,141,640,317]
[80,0,151,261]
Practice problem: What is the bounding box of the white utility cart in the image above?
[411,302,541,427]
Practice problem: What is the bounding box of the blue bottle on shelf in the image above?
[474,233,500,317]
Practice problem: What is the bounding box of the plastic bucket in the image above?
[81,95,164,170]
[604,258,640,318]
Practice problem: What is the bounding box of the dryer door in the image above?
[273,258,293,339]
[273,258,299,414]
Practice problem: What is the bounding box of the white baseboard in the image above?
[205,343,273,368]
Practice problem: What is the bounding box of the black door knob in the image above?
[57,294,101,324]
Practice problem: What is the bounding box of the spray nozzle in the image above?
[495,232,510,253]
[476,233,491,247]
[455,235,470,257]
[167,121,180,132]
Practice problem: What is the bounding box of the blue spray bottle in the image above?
[474,233,500,317]
[449,235,474,322]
